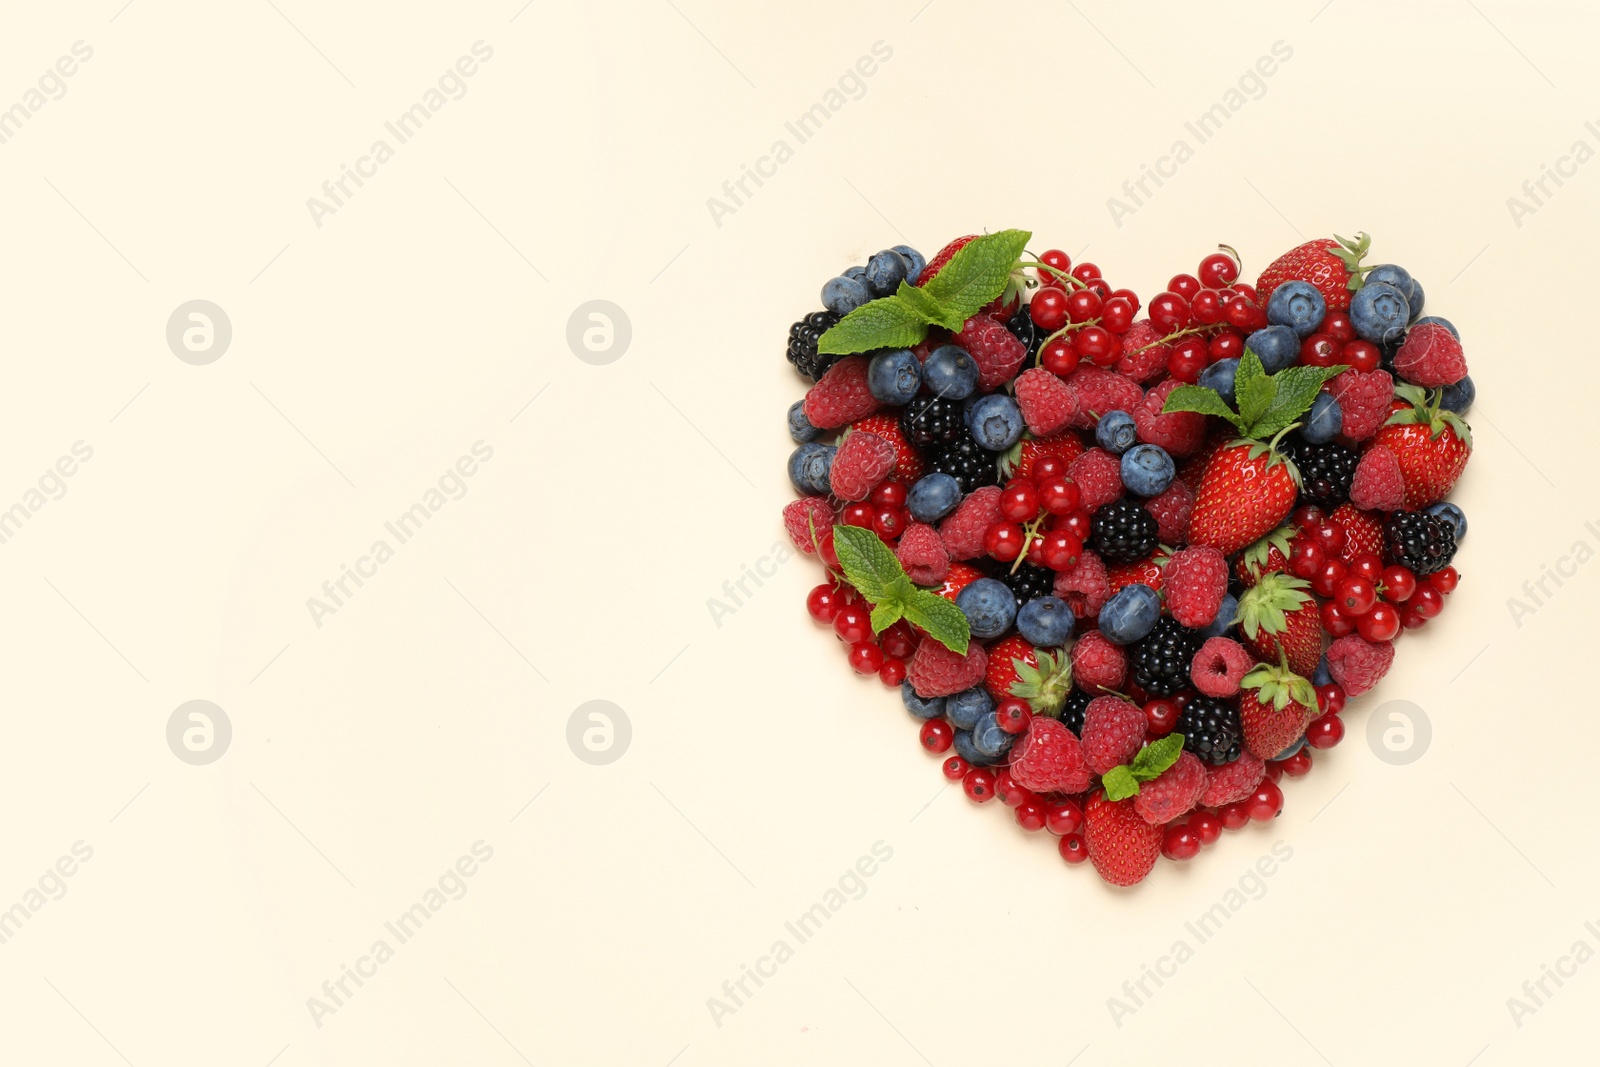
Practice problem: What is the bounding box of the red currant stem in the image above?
[1018,260,1087,290]
[1125,324,1213,356]
[1032,320,1099,368]
[1217,243,1242,270]
[1009,513,1048,575]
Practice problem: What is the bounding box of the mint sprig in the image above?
[1101,734,1186,802]
[831,525,970,654]
[1162,348,1345,441]
[817,229,1032,355]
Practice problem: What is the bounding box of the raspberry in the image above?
[1134,751,1207,825]
[1199,753,1266,807]
[1143,478,1196,544]
[1007,717,1092,794]
[1067,447,1124,512]
[1327,368,1394,442]
[1133,379,1208,456]
[1190,637,1253,698]
[1081,695,1146,774]
[1326,634,1394,696]
[955,313,1028,390]
[1332,503,1385,563]
[803,355,881,430]
[1070,631,1126,693]
[1115,320,1171,383]
[907,639,988,698]
[937,485,1002,560]
[782,497,835,556]
[1348,444,1405,512]
[1013,367,1079,436]
[1393,322,1467,387]
[896,523,948,585]
[1162,545,1227,628]
[1064,366,1144,430]
[1053,549,1111,618]
[829,431,897,501]
[849,413,924,483]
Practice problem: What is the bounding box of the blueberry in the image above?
[1349,281,1410,345]
[1017,596,1073,646]
[1426,501,1467,542]
[1198,358,1240,406]
[961,393,984,430]
[865,249,909,297]
[787,443,835,494]
[952,728,999,767]
[892,244,926,285]
[788,400,821,443]
[1199,592,1239,640]
[955,578,1018,639]
[1312,655,1332,687]
[922,345,980,400]
[1440,374,1474,414]
[1406,279,1426,321]
[1272,737,1306,761]
[822,275,872,316]
[1365,264,1413,295]
[946,687,993,730]
[901,681,946,720]
[1247,325,1301,373]
[971,710,1015,759]
[1265,281,1326,339]
[1096,410,1138,454]
[842,265,868,283]
[1302,392,1342,444]
[907,472,962,522]
[968,394,1025,451]
[868,348,922,405]
[1099,582,1162,645]
[1121,444,1174,497]
[1414,315,1459,341]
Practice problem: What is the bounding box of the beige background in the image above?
[0,0,1595,1064]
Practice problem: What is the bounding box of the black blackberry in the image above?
[1089,498,1159,564]
[1006,304,1045,361]
[1174,696,1242,766]
[786,309,842,381]
[1383,509,1458,576]
[926,429,999,494]
[1060,687,1092,736]
[1130,617,1203,697]
[998,561,1056,605]
[899,395,964,449]
[1286,437,1357,508]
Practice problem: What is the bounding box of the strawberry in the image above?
[1238,657,1319,760]
[1369,384,1472,508]
[1331,504,1384,563]
[1189,441,1300,556]
[803,355,880,429]
[1107,553,1166,595]
[1177,431,1229,493]
[828,430,897,501]
[984,634,1038,702]
[931,561,984,602]
[1234,527,1294,587]
[1013,367,1079,436]
[1256,233,1370,313]
[916,236,977,287]
[1003,646,1075,716]
[1235,572,1323,678]
[1006,432,1085,479]
[849,413,924,483]
[1084,792,1163,886]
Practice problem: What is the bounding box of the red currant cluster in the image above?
[836,480,910,543]
[1025,249,1149,373]
[806,581,923,686]
[1296,310,1384,372]
[984,459,1084,571]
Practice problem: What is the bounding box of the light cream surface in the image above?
[0,1,1595,1064]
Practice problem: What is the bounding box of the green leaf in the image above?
[920,229,1032,324]
[1161,384,1245,429]
[900,591,970,655]
[1008,647,1073,716]
[1252,364,1346,439]
[831,524,906,604]
[1235,349,1276,428]
[1101,765,1140,802]
[1129,733,1185,781]
[894,280,963,332]
[817,295,930,355]
[870,600,904,634]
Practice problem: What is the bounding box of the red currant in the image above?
[1320,599,1356,637]
[1039,249,1072,286]
[1041,529,1083,571]
[942,755,969,780]
[1322,309,1354,343]
[1357,602,1401,641]
[1038,475,1081,515]
[878,658,906,687]
[1191,288,1224,325]
[1101,296,1136,333]
[871,481,907,509]
[1058,833,1089,864]
[1218,802,1252,831]
[1401,606,1428,630]
[872,507,903,540]
[1074,325,1117,365]
[1224,296,1260,330]
[1348,553,1383,583]
[1379,566,1415,603]
[1189,810,1223,844]
[818,533,840,569]
[806,583,845,623]
[1208,330,1244,363]
[1040,337,1079,376]
[1030,288,1069,331]
[920,719,953,753]
[1149,291,1192,332]
[995,697,1033,734]
[880,621,919,660]
[1337,575,1377,616]
[1031,456,1070,482]
[1310,521,1347,555]
[833,604,871,644]
[985,522,1024,562]
[1299,333,1340,368]
[1198,249,1240,288]
[1341,339,1381,373]
[1430,566,1460,594]
[1411,585,1445,619]
[848,641,884,675]
[1168,273,1203,301]
[999,481,1040,522]
[1015,797,1048,832]
[1108,288,1142,315]
[1264,761,1283,784]
[1066,288,1102,323]
[1288,538,1325,579]
[1045,799,1083,836]
[1058,509,1092,542]
[1247,780,1284,821]
[1311,558,1349,598]
[1306,712,1344,750]
[1292,504,1326,528]
[962,767,996,802]
[1168,344,1208,384]
[842,502,874,528]
[993,770,1029,807]
[1144,698,1180,737]
[1071,262,1101,283]
[1315,683,1346,715]
[1162,824,1203,860]
[1279,748,1313,776]
[1232,283,1259,304]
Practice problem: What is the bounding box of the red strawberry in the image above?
[938,485,1003,560]
[828,431,897,501]
[1348,445,1406,512]
[1133,752,1208,826]
[1177,432,1229,493]
[1070,631,1127,694]
[1143,478,1195,544]
[1081,696,1146,774]
[1007,716,1092,794]
[1133,379,1207,456]
[955,314,1027,390]
[1163,545,1227,628]
[1327,368,1395,442]
[1326,634,1394,696]
[931,561,984,602]
[1256,233,1369,313]
[1393,322,1468,387]
[1188,442,1299,556]
[1107,554,1165,595]
[1234,527,1294,587]
[1009,432,1086,479]
[916,236,977,287]
[1053,549,1112,619]
[1115,320,1170,383]
[1238,659,1319,760]
[907,640,988,698]
[1369,386,1472,508]
[1331,504,1384,563]
[1084,792,1163,886]
[1200,753,1266,807]
[1003,646,1074,716]
[896,523,948,585]
[1013,368,1079,436]
[850,413,924,483]
[803,355,880,429]
[782,497,835,556]
[984,635,1039,702]
[1235,572,1323,678]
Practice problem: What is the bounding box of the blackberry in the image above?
[899,395,964,449]
[1060,687,1092,736]
[786,309,842,381]
[1130,617,1202,697]
[1006,304,1046,361]
[1383,509,1458,576]
[1174,696,1243,767]
[926,429,999,494]
[1089,498,1159,564]
[1286,436,1357,508]
[996,561,1055,605]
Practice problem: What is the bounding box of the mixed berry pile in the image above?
[782,231,1471,887]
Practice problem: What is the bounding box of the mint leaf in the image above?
[900,590,970,655]
[919,229,1031,324]
[895,280,963,332]
[1162,384,1245,429]
[818,295,930,356]
[1101,765,1140,801]
[870,600,904,634]
[1129,733,1185,781]
[1235,349,1275,428]
[1253,365,1346,439]
[831,524,906,603]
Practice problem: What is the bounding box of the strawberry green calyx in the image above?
[1241,654,1316,712]
[1010,647,1073,716]
[1162,350,1345,449]
[831,524,971,654]
[1389,383,1473,449]
[1330,232,1372,290]
[1101,733,1186,802]
[1238,526,1295,580]
[1233,572,1314,640]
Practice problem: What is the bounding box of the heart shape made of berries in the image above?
[784,230,1469,887]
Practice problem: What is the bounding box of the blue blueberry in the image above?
[1266,280,1326,339]
[1017,596,1073,647]
[1440,374,1474,415]
[842,265,868,283]
[961,393,984,430]
[1199,592,1239,640]
[968,394,1025,451]
[1272,737,1306,761]
[1414,315,1459,340]
[1302,392,1342,444]
[892,245,926,285]
[1365,264,1413,296]
[1312,655,1332,687]
[907,472,962,522]
[1121,444,1174,497]
[1096,410,1138,454]
[1349,281,1410,345]
[1198,358,1239,406]
[1247,325,1301,373]
[971,710,1015,759]
[822,275,872,316]
[868,348,922,405]
[1099,583,1162,645]
[787,400,821,443]
[952,728,999,767]
[1425,501,1467,542]
[901,682,946,720]
[946,687,993,731]
[865,249,909,297]
[922,345,980,400]
[787,443,835,494]
[1406,279,1426,322]
[955,578,1018,640]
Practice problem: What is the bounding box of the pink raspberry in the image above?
[1162,545,1227,628]
[937,485,1002,560]
[1190,637,1253,698]
[1134,379,1208,456]
[1063,366,1144,430]
[1007,717,1092,794]
[1134,751,1208,825]
[1326,634,1394,696]
[1349,445,1405,512]
[1328,368,1394,441]
[1081,696,1146,774]
[1200,753,1266,807]
[1143,478,1195,544]
[828,431,897,501]
[1067,447,1123,512]
[1054,549,1111,619]
[782,497,835,556]
[1013,367,1079,436]
[1393,322,1467,387]
[1115,320,1171,383]
[955,314,1027,390]
[1071,631,1126,693]
[802,355,880,429]
[896,523,948,585]
[907,640,988,698]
